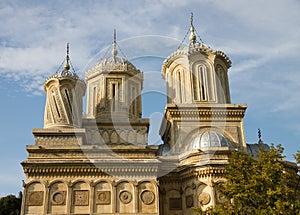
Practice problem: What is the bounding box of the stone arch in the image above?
[48,181,68,214]
[70,181,90,214]
[25,181,45,214]
[102,130,109,143]
[127,130,136,144]
[110,130,119,144]
[93,180,113,213]
[116,181,135,213]
[166,189,182,212]
[196,183,213,210]
[138,181,158,213]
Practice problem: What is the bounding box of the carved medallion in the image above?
[51,191,66,205]
[96,191,111,205]
[73,190,89,206]
[198,192,211,205]
[119,191,132,204]
[141,190,155,205]
[27,191,44,206]
[186,195,194,208]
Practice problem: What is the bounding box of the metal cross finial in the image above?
[64,42,70,70]
[258,128,262,144]
[112,29,118,57]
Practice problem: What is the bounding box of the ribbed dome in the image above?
[45,69,79,84]
[190,131,231,150]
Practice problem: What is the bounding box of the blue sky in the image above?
[1,0,300,196]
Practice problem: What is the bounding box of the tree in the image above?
[194,145,300,215]
[0,192,22,215]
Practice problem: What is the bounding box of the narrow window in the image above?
[111,83,118,112]
[52,91,60,118]
[177,70,183,103]
[131,86,136,115]
[93,86,97,115]
[65,89,72,113]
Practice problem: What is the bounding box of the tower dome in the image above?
[161,13,232,105]
[44,44,86,128]
[85,30,143,120]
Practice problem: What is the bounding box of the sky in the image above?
[0,0,300,196]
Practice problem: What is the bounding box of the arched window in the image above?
[193,65,208,101]
[174,68,184,104]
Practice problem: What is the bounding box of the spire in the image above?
[112,29,118,57]
[64,43,70,71]
[189,12,196,44]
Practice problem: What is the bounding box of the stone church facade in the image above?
[21,16,250,215]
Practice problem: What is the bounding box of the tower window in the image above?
[110,82,119,111]
[93,86,97,115]
[193,64,214,101]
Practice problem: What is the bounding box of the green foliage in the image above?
[195,145,300,215]
[0,192,22,215]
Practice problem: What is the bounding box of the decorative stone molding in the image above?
[96,191,111,205]
[73,190,89,206]
[198,192,211,205]
[51,191,66,205]
[27,191,44,206]
[119,191,132,204]
[141,190,155,205]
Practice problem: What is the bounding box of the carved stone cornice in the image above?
[163,104,247,122]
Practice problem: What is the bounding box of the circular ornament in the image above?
[119,191,132,204]
[186,195,193,208]
[141,190,155,205]
[198,192,211,205]
[52,192,65,205]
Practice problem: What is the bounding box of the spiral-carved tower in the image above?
[43,44,86,128]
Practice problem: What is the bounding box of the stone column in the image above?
[20,182,27,215]
[43,182,50,214]
[90,182,95,213]
[134,181,139,213]
[66,181,72,214]
[112,181,117,213]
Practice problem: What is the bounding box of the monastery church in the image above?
[20,15,260,215]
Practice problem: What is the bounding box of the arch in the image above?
[110,130,119,144]
[191,60,215,102]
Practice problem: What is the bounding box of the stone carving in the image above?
[186,195,193,208]
[119,191,132,204]
[141,190,155,205]
[96,191,111,205]
[198,192,211,205]
[73,190,89,206]
[27,191,44,206]
[51,191,66,205]
[169,198,182,210]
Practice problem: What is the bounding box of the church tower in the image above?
[44,43,86,128]
[160,14,247,154]
[157,14,247,214]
